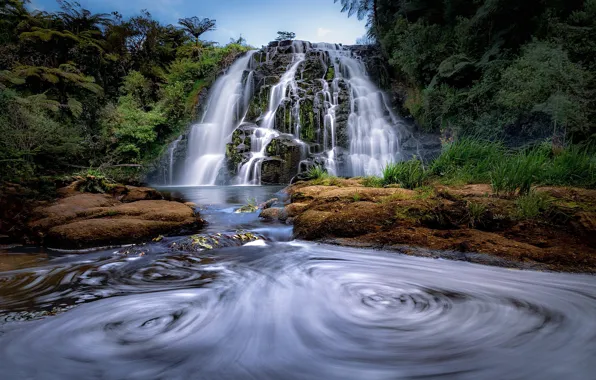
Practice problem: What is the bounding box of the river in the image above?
[1,186,595,379]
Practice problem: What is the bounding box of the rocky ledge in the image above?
[271,179,596,273]
[27,181,204,250]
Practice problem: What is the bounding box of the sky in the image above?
[30,0,367,47]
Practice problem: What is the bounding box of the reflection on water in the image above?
[0,187,595,379]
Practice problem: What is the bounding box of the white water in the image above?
[168,136,182,185]
[184,52,256,185]
[183,41,405,185]
[317,44,402,177]
[236,42,306,185]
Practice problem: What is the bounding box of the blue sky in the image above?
[31,0,367,47]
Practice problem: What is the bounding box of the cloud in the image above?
[317,28,332,38]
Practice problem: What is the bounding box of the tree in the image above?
[178,16,216,46]
[275,31,296,41]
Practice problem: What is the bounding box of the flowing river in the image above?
[1,186,596,379]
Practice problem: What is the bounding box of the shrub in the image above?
[383,160,427,189]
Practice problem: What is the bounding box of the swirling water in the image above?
[1,186,596,380]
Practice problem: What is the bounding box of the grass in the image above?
[467,201,487,227]
[515,191,553,219]
[352,192,362,202]
[382,159,427,189]
[306,165,329,180]
[362,176,384,188]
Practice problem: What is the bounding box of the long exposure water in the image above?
[1,186,596,379]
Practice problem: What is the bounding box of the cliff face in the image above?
[149,41,440,186]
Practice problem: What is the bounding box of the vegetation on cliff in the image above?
[337,0,596,143]
[0,0,250,182]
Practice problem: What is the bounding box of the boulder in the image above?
[29,187,204,250]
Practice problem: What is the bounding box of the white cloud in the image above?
[317,28,332,38]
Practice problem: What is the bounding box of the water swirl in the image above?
[0,243,595,379]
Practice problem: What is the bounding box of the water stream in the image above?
[1,186,595,379]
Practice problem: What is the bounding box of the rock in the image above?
[259,198,278,210]
[259,207,288,222]
[171,231,264,252]
[28,186,205,250]
[235,204,258,213]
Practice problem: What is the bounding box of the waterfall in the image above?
[316,43,402,177]
[179,41,409,186]
[168,136,182,185]
[184,51,256,185]
[236,41,307,185]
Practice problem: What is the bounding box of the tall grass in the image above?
[382,160,427,189]
[545,145,596,187]
[430,138,505,183]
[491,146,549,195]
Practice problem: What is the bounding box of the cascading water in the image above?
[179,41,412,186]
[184,51,256,185]
[167,136,182,185]
[236,42,307,185]
[318,44,403,177]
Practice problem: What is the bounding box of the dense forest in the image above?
[0,0,250,182]
[337,0,596,144]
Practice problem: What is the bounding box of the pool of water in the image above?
[0,186,595,379]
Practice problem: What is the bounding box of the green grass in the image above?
[382,159,427,189]
[352,192,362,202]
[490,146,548,195]
[306,165,329,180]
[430,138,505,183]
[467,201,487,227]
[515,191,553,219]
[362,176,384,188]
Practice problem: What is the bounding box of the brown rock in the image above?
[29,191,203,250]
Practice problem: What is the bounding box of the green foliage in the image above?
[0,1,249,182]
[344,0,596,141]
[362,176,384,188]
[382,160,427,189]
[546,145,596,187]
[431,138,505,183]
[352,192,362,202]
[515,192,553,219]
[306,165,329,180]
[467,201,487,228]
[491,147,549,195]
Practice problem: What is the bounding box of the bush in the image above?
[383,160,427,189]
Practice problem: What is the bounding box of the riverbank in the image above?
[275,179,596,273]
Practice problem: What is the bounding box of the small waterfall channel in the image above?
[181,41,408,186]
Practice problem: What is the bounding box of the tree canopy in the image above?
[0,0,250,181]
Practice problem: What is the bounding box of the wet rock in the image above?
[259,198,278,210]
[171,231,264,252]
[259,208,288,222]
